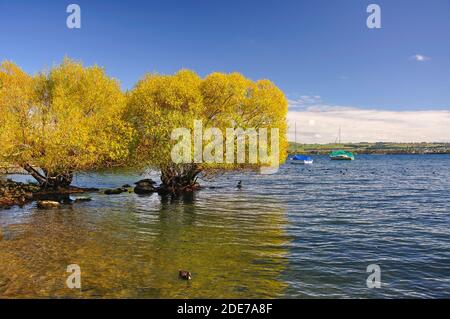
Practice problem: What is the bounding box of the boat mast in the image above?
[338,126,341,145]
[294,121,297,152]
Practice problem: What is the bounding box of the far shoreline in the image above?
[289,142,450,155]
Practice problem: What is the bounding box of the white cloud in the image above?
[288,95,322,110]
[287,105,450,143]
[411,54,431,62]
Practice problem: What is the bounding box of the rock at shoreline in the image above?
[0,198,15,208]
[0,179,39,209]
[37,200,61,210]
[134,179,157,195]
[104,188,127,195]
[72,196,92,203]
[134,185,157,195]
[80,187,100,192]
[1,178,99,209]
[135,179,157,187]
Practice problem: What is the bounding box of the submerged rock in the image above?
[37,200,61,210]
[81,187,100,192]
[134,179,157,187]
[134,185,157,195]
[104,188,126,195]
[72,196,92,203]
[134,179,157,194]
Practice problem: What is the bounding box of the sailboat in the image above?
[291,155,314,164]
[330,150,355,161]
[290,122,314,164]
[330,127,355,161]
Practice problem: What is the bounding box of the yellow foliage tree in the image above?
[0,59,133,188]
[1,60,287,192]
[126,70,288,193]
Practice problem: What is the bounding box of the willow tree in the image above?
[0,59,133,188]
[126,70,287,193]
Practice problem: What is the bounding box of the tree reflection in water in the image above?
[0,184,290,298]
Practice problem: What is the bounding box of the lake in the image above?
[0,155,449,298]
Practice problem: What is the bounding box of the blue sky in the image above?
[1,0,449,141]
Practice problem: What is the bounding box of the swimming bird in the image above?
[179,270,192,280]
[237,181,242,189]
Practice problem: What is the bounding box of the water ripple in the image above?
[0,155,449,298]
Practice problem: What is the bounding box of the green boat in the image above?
[329,127,355,160]
[330,150,355,161]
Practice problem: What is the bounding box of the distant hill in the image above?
[288,142,450,155]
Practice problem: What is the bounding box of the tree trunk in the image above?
[22,164,47,186]
[22,164,73,189]
[42,169,73,188]
[160,164,201,194]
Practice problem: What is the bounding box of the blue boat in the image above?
[290,155,313,165]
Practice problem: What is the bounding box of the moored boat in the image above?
[329,127,355,160]
[329,150,355,161]
[290,155,314,164]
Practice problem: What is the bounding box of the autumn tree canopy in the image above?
[0,59,133,188]
[0,59,287,191]
[126,70,288,192]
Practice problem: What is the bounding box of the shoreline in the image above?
[0,179,100,210]
[1,151,448,209]
[0,177,195,210]
[289,142,450,155]
[289,151,450,155]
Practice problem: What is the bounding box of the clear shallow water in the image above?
[0,155,449,298]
